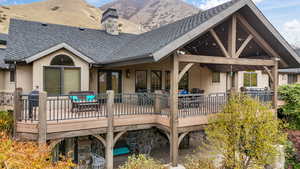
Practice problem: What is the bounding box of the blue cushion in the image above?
[86,95,96,101]
[70,96,80,101]
[113,147,130,156]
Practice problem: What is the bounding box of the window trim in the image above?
[243,71,258,87]
[43,66,81,95]
[135,70,148,93]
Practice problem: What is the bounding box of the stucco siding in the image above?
[32,49,90,93]
[16,65,32,93]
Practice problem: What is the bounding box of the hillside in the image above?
[0,0,142,34]
[100,0,200,30]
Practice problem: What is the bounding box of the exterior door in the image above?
[98,70,122,93]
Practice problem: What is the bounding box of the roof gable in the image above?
[25,43,95,63]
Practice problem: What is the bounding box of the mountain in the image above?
[0,0,142,34]
[100,0,200,30]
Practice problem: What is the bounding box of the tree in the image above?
[205,94,286,169]
[0,132,75,169]
[279,84,300,129]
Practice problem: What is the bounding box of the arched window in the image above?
[45,55,80,95]
[50,55,74,66]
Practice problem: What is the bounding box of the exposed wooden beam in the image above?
[92,135,106,147]
[228,15,237,58]
[178,63,194,83]
[178,132,189,147]
[210,29,230,58]
[236,14,279,58]
[263,66,274,83]
[178,54,276,66]
[113,131,127,146]
[235,34,253,58]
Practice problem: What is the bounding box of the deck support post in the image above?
[106,90,114,169]
[170,53,179,167]
[155,90,163,113]
[271,58,279,109]
[38,91,47,146]
[13,88,22,138]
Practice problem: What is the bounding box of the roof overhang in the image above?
[24,43,96,64]
[150,0,300,68]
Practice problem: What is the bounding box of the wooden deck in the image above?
[16,113,210,140]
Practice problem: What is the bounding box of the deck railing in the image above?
[17,91,274,122]
[178,93,228,117]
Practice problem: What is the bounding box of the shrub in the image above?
[285,141,300,168]
[0,111,13,135]
[0,132,75,169]
[279,84,300,129]
[205,94,286,169]
[119,154,166,169]
[184,155,216,169]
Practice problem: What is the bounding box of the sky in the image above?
[0,0,300,47]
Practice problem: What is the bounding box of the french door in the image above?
[98,70,122,94]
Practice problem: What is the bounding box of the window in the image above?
[165,71,170,91]
[151,70,162,92]
[288,74,298,84]
[44,55,80,95]
[165,71,189,91]
[9,70,15,82]
[212,72,220,83]
[243,71,257,87]
[179,72,189,91]
[50,55,74,66]
[135,70,147,92]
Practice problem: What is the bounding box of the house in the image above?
[1,0,300,168]
[278,49,300,85]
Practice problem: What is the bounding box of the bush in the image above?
[279,84,300,129]
[205,94,286,169]
[119,154,166,169]
[0,111,13,135]
[285,141,300,168]
[0,132,75,169]
[184,155,216,169]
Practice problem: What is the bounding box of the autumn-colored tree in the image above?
[118,154,166,169]
[204,94,286,169]
[0,132,75,169]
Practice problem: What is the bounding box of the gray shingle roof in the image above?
[5,0,241,64]
[6,19,138,63]
[102,0,241,63]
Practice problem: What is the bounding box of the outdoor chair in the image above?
[69,91,100,113]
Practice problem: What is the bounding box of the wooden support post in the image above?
[271,58,279,109]
[155,90,162,114]
[228,15,237,58]
[13,88,22,138]
[38,91,47,145]
[106,90,114,169]
[170,54,179,167]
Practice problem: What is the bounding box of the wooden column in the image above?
[170,54,179,167]
[13,88,22,138]
[38,91,47,145]
[106,90,114,169]
[154,90,162,113]
[271,58,279,109]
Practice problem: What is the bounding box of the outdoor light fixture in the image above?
[126,69,130,78]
